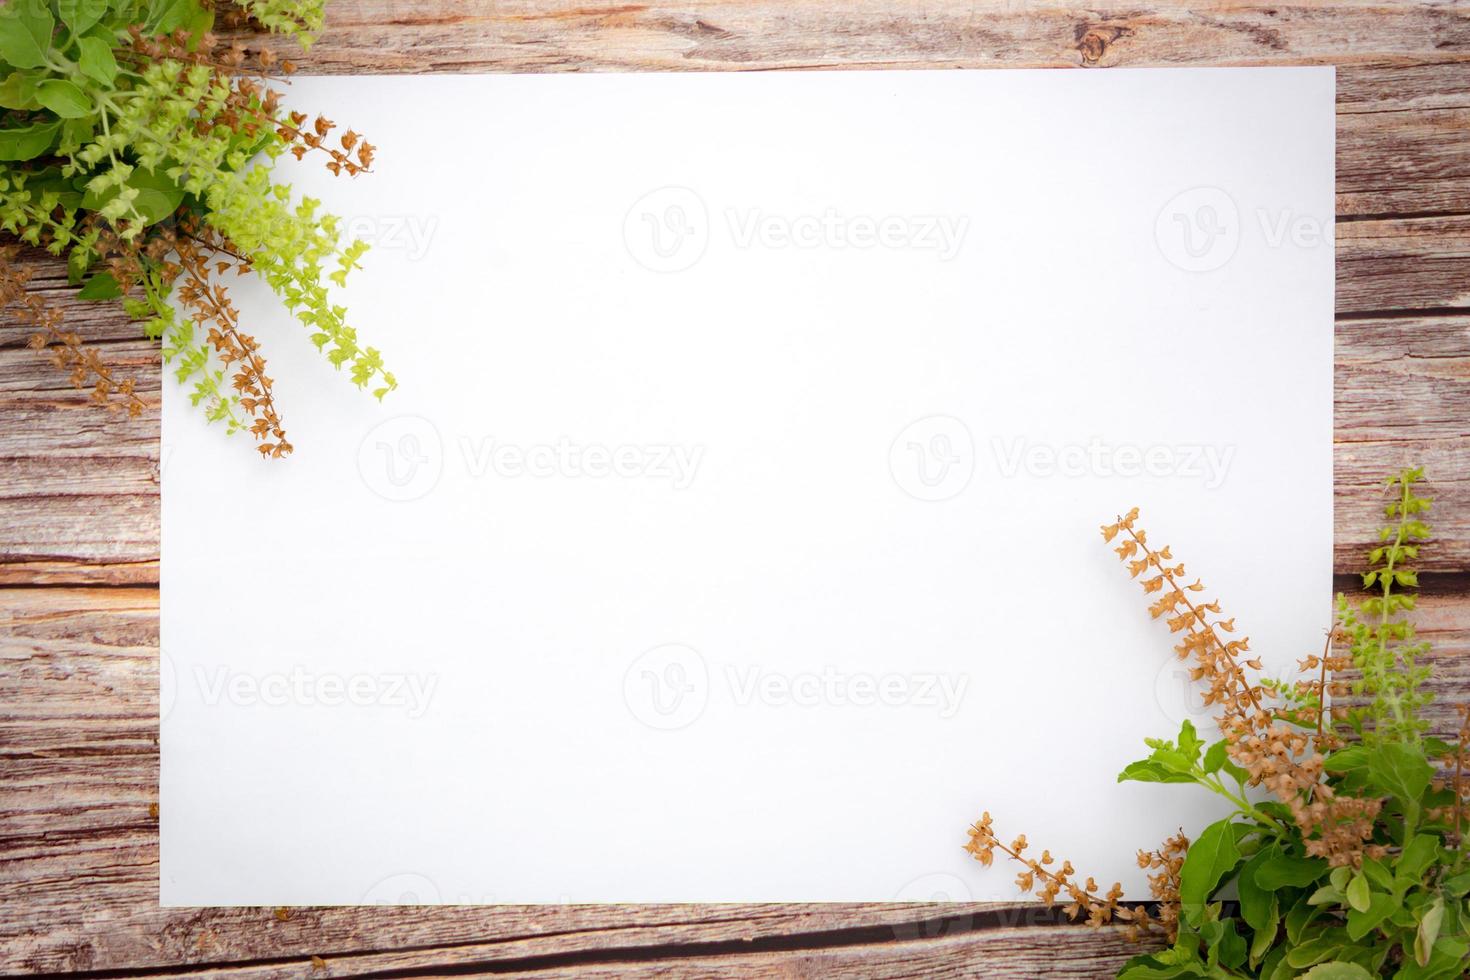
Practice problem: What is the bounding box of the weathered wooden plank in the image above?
[1338,217,1470,313]
[4,584,1468,973]
[2,7,1468,974]
[262,1,1470,74]
[236,7,1470,217]
[4,924,1146,979]
[4,219,1470,579]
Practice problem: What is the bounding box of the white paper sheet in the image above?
[160,67,1335,905]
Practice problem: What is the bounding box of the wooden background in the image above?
[4,0,1469,975]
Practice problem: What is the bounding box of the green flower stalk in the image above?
[0,0,391,457]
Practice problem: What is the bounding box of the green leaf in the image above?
[1117,759,1196,784]
[1307,884,1343,906]
[58,114,93,154]
[1361,857,1394,892]
[77,271,121,300]
[1237,850,1275,932]
[1201,917,1246,970]
[1367,742,1433,807]
[57,0,108,34]
[82,166,184,225]
[1300,965,1374,980]
[1396,834,1441,884]
[1324,746,1369,773]
[1177,719,1204,764]
[75,35,116,85]
[1248,908,1279,967]
[0,118,60,161]
[1178,818,1240,923]
[1238,854,1281,967]
[1254,847,1329,891]
[1285,893,1322,944]
[1415,895,1445,967]
[1345,872,1370,913]
[1117,958,1208,980]
[1442,869,1470,896]
[1202,740,1228,775]
[0,0,53,71]
[0,69,40,109]
[1286,933,1350,969]
[22,171,82,209]
[35,79,91,119]
[1346,892,1398,940]
[146,0,204,34]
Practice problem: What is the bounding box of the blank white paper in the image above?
[160,67,1334,905]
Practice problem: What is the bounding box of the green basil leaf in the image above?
[0,0,52,70]
[1346,892,1398,941]
[1396,834,1441,884]
[81,165,185,225]
[57,0,108,34]
[1254,847,1329,891]
[35,78,91,118]
[1237,850,1275,932]
[1323,746,1370,773]
[1201,739,1228,775]
[146,0,202,34]
[1415,896,1445,967]
[58,114,93,154]
[1177,719,1204,764]
[77,271,121,299]
[1300,964,1375,980]
[0,69,40,108]
[1117,759,1196,784]
[1367,742,1433,808]
[1286,934,1350,969]
[1361,857,1394,892]
[1344,872,1370,913]
[0,118,60,160]
[75,35,116,85]
[1201,917,1246,970]
[1178,818,1240,923]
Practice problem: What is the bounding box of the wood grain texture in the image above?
[3,1,1469,975]
[6,587,1470,976]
